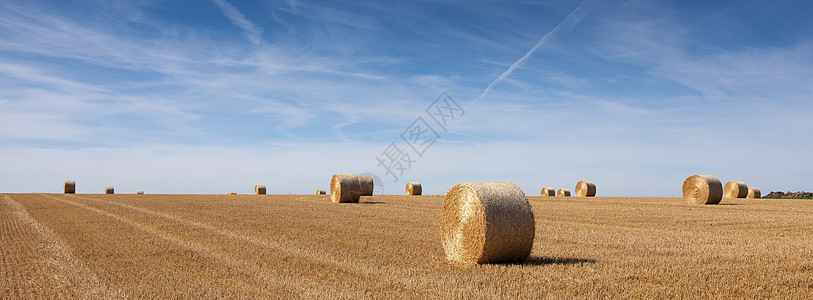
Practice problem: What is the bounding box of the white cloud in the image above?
[211,0,264,46]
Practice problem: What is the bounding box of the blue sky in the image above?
[1,0,812,196]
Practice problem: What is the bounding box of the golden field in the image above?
[2,192,813,298]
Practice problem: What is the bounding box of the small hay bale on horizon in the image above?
[683,174,723,205]
[229,192,237,195]
[358,176,374,196]
[316,189,326,195]
[724,181,748,198]
[541,187,555,197]
[442,182,535,264]
[105,186,114,195]
[136,190,144,194]
[747,187,761,198]
[557,189,571,197]
[64,180,76,194]
[575,181,596,197]
[406,182,422,195]
[331,174,361,203]
[255,185,267,195]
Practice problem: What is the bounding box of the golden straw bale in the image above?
[229,192,237,195]
[64,181,76,194]
[255,185,267,195]
[557,189,571,197]
[136,191,144,194]
[575,181,596,197]
[747,187,761,199]
[724,181,749,198]
[682,174,723,204]
[316,189,326,195]
[441,182,535,264]
[406,182,422,195]
[105,186,114,194]
[540,187,555,197]
[331,174,361,203]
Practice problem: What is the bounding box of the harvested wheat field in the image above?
[2,193,813,298]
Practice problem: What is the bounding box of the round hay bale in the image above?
[724,181,748,198]
[575,181,596,197]
[540,187,555,197]
[406,182,422,195]
[136,190,144,194]
[255,185,267,195]
[432,193,441,196]
[747,187,761,199]
[229,192,237,195]
[358,175,374,196]
[331,174,361,203]
[105,186,114,195]
[557,189,571,197]
[316,189,326,195]
[441,182,535,264]
[682,174,723,205]
[64,180,76,194]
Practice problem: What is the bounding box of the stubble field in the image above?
[2,192,813,298]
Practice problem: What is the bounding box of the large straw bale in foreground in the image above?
[682,174,723,205]
[358,176,374,196]
[441,182,535,264]
[64,181,76,194]
[316,189,326,195]
[105,186,114,194]
[541,187,555,197]
[557,189,571,197]
[575,181,596,197]
[747,187,761,199]
[255,185,267,195]
[406,182,422,195]
[331,174,361,203]
[724,181,748,198]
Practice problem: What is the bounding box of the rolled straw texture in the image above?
[406,182,422,195]
[541,187,555,197]
[747,187,761,199]
[105,186,114,194]
[682,174,723,204]
[331,174,361,203]
[575,181,596,197]
[64,181,76,194]
[441,182,535,264]
[557,189,571,197]
[316,189,326,195]
[724,181,748,198]
[358,176,374,196]
[255,185,267,195]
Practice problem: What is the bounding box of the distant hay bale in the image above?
[747,187,761,199]
[406,182,422,195]
[136,190,144,194]
[724,181,749,198]
[331,174,361,203]
[105,186,114,195]
[229,192,237,195]
[557,189,571,197]
[575,181,596,197]
[64,181,76,194]
[442,182,535,264]
[682,174,723,205]
[358,176,374,196]
[255,185,267,195]
[432,193,441,196]
[540,187,555,197]
[316,189,326,195]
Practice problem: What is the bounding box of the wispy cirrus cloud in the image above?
[211,0,264,46]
